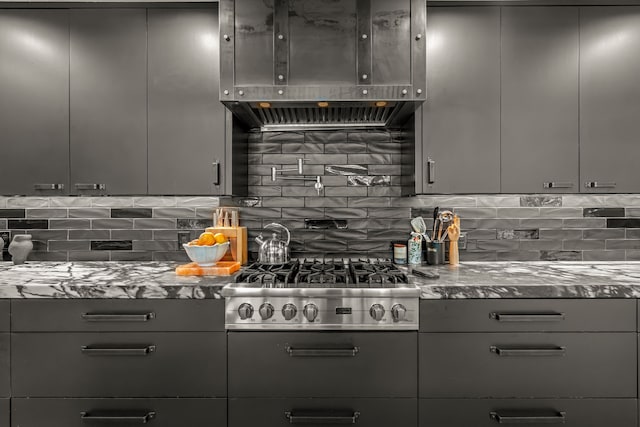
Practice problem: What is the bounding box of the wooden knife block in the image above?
[205,226,248,265]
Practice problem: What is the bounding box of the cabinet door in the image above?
[69,9,147,195]
[148,8,226,195]
[580,7,640,193]
[501,7,579,193]
[422,7,500,193]
[0,10,69,195]
[0,399,7,427]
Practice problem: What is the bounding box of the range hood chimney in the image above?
[219,0,427,131]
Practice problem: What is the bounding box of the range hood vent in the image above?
[219,0,427,131]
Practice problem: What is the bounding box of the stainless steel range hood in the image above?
[219,0,427,131]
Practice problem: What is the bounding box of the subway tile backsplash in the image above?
[4,130,640,262]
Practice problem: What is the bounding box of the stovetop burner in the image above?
[234,259,409,289]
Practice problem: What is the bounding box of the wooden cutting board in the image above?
[175,261,241,276]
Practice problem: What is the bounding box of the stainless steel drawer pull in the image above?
[75,183,106,190]
[490,312,565,322]
[81,312,156,322]
[489,410,566,424]
[543,182,573,189]
[285,410,360,424]
[285,346,359,357]
[490,346,566,357]
[585,181,616,189]
[80,411,156,424]
[81,345,156,356]
[33,183,65,190]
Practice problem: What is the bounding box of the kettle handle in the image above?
[263,222,290,245]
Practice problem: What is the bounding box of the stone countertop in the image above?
[0,261,234,299]
[411,261,640,299]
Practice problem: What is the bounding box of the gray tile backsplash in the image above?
[4,130,640,262]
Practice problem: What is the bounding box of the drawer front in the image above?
[0,398,8,427]
[421,299,636,332]
[229,398,417,427]
[420,332,636,398]
[0,335,8,398]
[11,299,224,332]
[0,301,8,332]
[228,332,417,398]
[11,398,226,427]
[419,399,637,427]
[12,332,226,397]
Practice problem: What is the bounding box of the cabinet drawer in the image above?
[228,332,417,398]
[11,398,226,427]
[229,398,417,427]
[0,335,7,398]
[0,301,8,332]
[12,332,226,397]
[0,398,7,427]
[420,299,636,332]
[11,299,224,332]
[419,398,637,427]
[420,332,636,398]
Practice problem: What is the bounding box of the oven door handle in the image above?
[285,346,360,357]
[285,411,360,424]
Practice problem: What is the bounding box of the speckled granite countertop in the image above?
[411,261,640,299]
[2,261,640,300]
[0,262,233,299]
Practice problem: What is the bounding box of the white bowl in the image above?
[182,241,230,267]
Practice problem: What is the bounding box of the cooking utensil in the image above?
[255,222,291,264]
[436,210,454,242]
[410,216,431,242]
[432,207,439,241]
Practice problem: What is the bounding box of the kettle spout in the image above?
[255,233,265,245]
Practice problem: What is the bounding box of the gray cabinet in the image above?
[0,399,7,427]
[147,8,227,195]
[0,10,69,196]
[69,9,147,195]
[421,7,500,194]
[501,7,579,193]
[580,7,640,193]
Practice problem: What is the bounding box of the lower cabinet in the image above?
[0,399,8,427]
[229,398,417,427]
[419,399,637,427]
[11,332,226,397]
[11,398,226,427]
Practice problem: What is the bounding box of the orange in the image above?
[197,232,216,246]
[213,233,227,244]
[188,239,199,246]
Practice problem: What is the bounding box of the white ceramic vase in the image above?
[8,234,33,265]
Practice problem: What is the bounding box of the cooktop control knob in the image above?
[369,304,385,321]
[238,303,254,320]
[391,304,407,322]
[303,303,319,322]
[259,303,274,320]
[282,303,297,321]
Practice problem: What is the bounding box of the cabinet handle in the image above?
[489,312,565,322]
[490,346,566,357]
[81,345,156,356]
[543,182,573,189]
[33,183,65,190]
[75,183,106,190]
[285,346,359,357]
[213,160,220,185]
[284,410,360,424]
[585,181,616,189]
[80,411,156,423]
[426,158,435,184]
[81,312,156,322]
[489,410,566,424]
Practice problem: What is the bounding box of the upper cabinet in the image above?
[580,7,640,193]
[501,7,579,193]
[421,7,500,194]
[0,10,70,195]
[69,9,148,195]
[147,8,226,195]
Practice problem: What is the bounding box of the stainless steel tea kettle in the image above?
[255,223,291,264]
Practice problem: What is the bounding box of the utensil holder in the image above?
[426,241,445,265]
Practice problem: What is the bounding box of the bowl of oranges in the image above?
[183,231,230,267]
